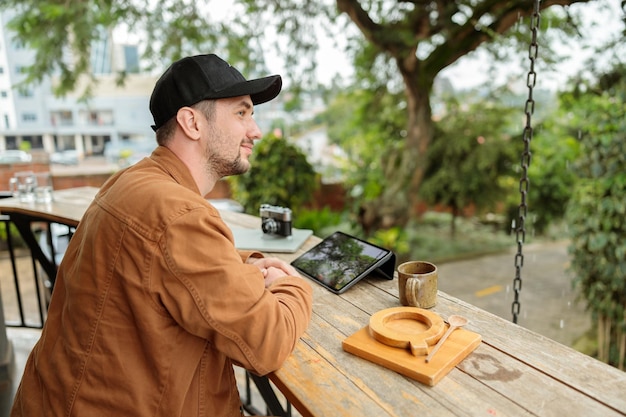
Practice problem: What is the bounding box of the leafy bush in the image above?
[368,227,410,260]
[420,97,520,237]
[228,133,318,217]
[0,221,25,251]
[566,86,626,369]
[293,206,346,238]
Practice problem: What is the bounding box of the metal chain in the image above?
[512,0,541,324]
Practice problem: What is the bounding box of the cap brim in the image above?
[213,75,282,105]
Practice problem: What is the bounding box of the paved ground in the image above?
[437,239,591,348]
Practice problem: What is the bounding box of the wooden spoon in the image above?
[425,315,468,363]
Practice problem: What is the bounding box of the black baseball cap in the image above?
[149,54,282,131]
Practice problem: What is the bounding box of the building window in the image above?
[0,67,4,74]
[5,136,17,148]
[21,113,37,122]
[12,39,25,50]
[23,135,43,149]
[51,110,73,126]
[0,91,7,98]
[78,109,113,126]
[18,87,34,98]
[124,45,140,73]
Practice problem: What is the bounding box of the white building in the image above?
[0,10,155,158]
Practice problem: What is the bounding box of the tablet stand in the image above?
[372,253,397,280]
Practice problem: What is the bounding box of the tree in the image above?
[565,64,626,370]
[524,104,581,235]
[2,0,605,231]
[1,1,268,97]
[419,94,520,237]
[238,0,597,231]
[321,85,408,235]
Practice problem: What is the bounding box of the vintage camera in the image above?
[260,204,292,237]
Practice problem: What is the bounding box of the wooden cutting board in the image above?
[342,308,481,386]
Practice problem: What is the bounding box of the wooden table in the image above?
[2,187,625,416]
[0,187,99,286]
[0,186,98,227]
[219,210,626,417]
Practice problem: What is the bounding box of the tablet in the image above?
[291,231,396,294]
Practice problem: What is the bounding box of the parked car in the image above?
[104,140,155,167]
[50,150,80,165]
[0,150,32,163]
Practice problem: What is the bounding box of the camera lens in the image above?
[262,218,279,234]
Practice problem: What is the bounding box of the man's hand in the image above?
[247,257,302,287]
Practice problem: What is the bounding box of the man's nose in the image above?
[247,119,262,140]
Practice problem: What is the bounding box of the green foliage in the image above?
[368,227,410,259]
[2,0,599,98]
[228,134,318,217]
[0,222,25,250]
[565,74,626,368]
[2,0,610,235]
[0,222,10,246]
[292,207,346,238]
[403,212,514,264]
[520,117,581,235]
[18,141,32,152]
[321,86,408,218]
[0,0,264,98]
[419,96,521,236]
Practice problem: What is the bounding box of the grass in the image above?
[401,212,516,264]
[298,209,520,264]
[295,207,569,265]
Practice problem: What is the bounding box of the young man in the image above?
[11,54,313,417]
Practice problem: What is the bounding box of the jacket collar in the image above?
[149,145,201,195]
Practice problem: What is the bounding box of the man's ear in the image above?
[176,107,201,140]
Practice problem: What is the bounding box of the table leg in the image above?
[245,372,291,417]
[8,213,58,289]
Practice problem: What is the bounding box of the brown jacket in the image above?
[11,146,313,417]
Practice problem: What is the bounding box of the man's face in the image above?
[202,96,262,178]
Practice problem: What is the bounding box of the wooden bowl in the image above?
[369,307,445,356]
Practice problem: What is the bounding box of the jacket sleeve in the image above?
[238,250,263,263]
[154,207,313,375]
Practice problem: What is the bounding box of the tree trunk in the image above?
[598,315,612,363]
[618,324,625,370]
[450,206,459,238]
[358,57,435,233]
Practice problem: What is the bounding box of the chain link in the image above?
[512,0,541,324]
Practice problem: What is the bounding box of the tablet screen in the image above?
[291,231,393,293]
